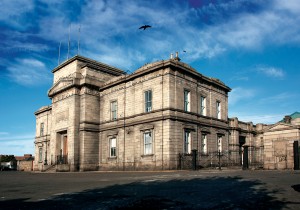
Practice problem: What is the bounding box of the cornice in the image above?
[52,55,125,75]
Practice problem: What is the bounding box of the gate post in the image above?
[243,146,249,170]
[294,141,299,170]
[192,150,197,170]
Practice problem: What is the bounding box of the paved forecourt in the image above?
[0,170,299,209]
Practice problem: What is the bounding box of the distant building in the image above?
[34,55,299,171]
[15,154,34,171]
[256,112,300,169]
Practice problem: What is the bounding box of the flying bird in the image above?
[139,25,152,30]
[183,50,187,53]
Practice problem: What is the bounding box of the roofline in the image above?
[52,55,125,75]
[34,105,52,116]
[101,59,231,92]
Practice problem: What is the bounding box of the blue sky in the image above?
[0,0,300,155]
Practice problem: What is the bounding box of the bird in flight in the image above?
[139,25,151,30]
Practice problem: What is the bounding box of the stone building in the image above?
[34,55,299,171]
[256,113,300,169]
[34,55,233,171]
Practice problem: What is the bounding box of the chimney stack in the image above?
[284,115,292,124]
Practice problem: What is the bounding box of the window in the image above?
[145,90,152,112]
[144,131,152,155]
[217,135,222,152]
[40,123,44,136]
[184,90,190,111]
[111,101,117,120]
[39,147,43,162]
[184,130,191,154]
[202,134,207,154]
[109,137,116,157]
[200,96,206,116]
[216,101,221,119]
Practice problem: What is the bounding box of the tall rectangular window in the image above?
[40,123,44,136]
[200,96,206,116]
[145,90,152,112]
[144,131,152,155]
[184,130,191,154]
[217,135,222,152]
[184,90,190,112]
[216,101,221,119]
[109,137,116,157]
[111,101,117,120]
[39,147,43,162]
[202,134,207,154]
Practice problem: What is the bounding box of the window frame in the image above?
[200,96,206,116]
[144,90,152,113]
[217,135,222,152]
[201,133,207,155]
[40,122,44,137]
[109,137,117,157]
[143,130,153,155]
[216,101,221,119]
[111,100,118,120]
[184,89,190,112]
[184,130,191,154]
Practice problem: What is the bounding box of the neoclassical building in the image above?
[34,55,299,171]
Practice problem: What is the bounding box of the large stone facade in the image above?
[34,55,299,171]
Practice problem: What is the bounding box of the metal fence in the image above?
[56,155,68,164]
[179,146,264,170]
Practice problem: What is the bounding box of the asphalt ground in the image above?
[0,169,299,209]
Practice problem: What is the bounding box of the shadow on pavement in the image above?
[0,176,291,209]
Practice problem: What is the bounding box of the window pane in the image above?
[200,96,206,115]
[184,90,190,111]
[111,101,117,120]
[184,130,190,153]
[202,134,207,154]
[217,101,221,119]
[144,132,152,155]
[110,138,116,157]
[145,90,152,112]
[217,136,222,152]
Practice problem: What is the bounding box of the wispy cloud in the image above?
[259,92,296,104]
[229,112,286,124]
[229,87,256,105]
[0,132,35,156]
[1,0,300,70]
[0,0,34,30]
[7,58,51,86]
[256,66,285,78]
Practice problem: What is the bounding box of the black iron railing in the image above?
[56,155,68,164]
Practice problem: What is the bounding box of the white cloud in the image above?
[259,92,296,104]
[256,66,285,78]
[7,58,51,86]
[0,0,34,29]
[3,0,300,71]
[0,133,35,156]
[229,87,256,105]
[229,113,286,124]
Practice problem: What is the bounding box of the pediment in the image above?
[48,78,74,97]
[265,123,297,132]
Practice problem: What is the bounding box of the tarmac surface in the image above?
[0,169,299,209]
